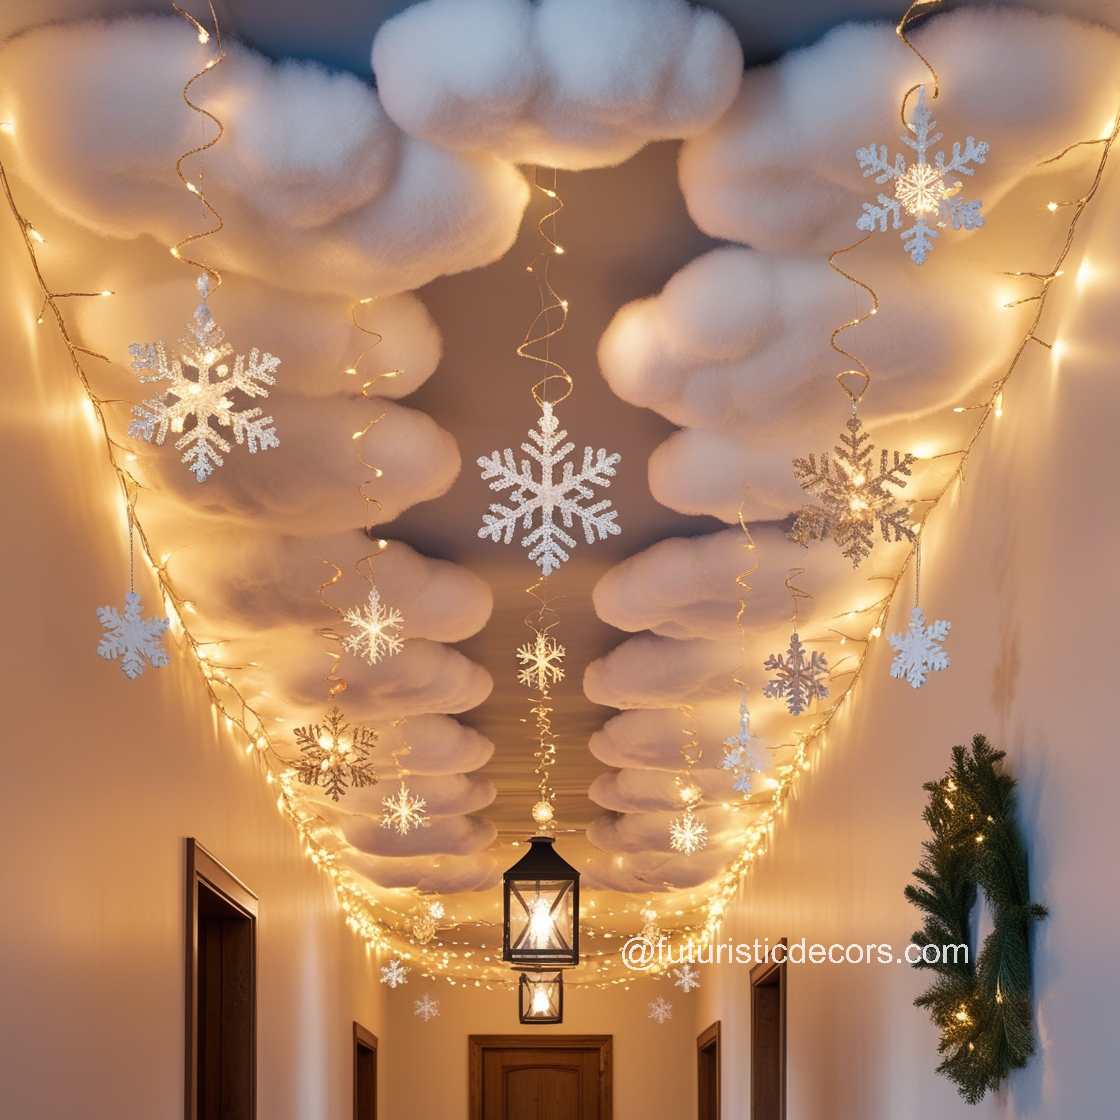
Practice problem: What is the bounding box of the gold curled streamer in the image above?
[169,1,225,288]
[344,296,404,388]
[783,568,813,630]
[316,560,349,697]
[730,505,759,690]
[896,0,943,125]
[827,234,879,407]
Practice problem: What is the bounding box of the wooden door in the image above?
[751,943,787,1120]
[470,1036,612,1120]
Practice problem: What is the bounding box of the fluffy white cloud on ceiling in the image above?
[342,850,501,893]
[371,0,743,169]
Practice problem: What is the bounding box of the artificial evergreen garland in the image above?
[905,735,1047,1104]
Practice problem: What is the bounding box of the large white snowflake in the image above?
[516,631,566,692]
[763,633,829,716]
[96,591,170,679]
[381,781,429,835]
[342,587,404,665]
[648,996,674,1024]
[856,86,989,264]
[889,606,951,689]
[673,964,701,993]
[380,959,410,988]
[414,994,440,1022]
[722,696,762,796]
[669,809,708,855]
[129,274,280,482]
[478,401,621,575]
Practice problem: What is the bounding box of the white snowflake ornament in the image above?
[342,587,404,665]
[722,695,762,797]
[648,996,674,1024]
[889,606,951,688]
[381,781,429,836]
[516,631,566,692]
[380,959,409,988]
[414,994,440,1022]
[669,809,708,855]
[763,633,829,716]
[856,86,989,264]
[673,964,701,993]
[129,274,280,481]
[478,401,621,575]
[96,591,170,679]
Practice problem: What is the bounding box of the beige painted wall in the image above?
[692,194,1120,1115]
[0,189,386,1119]
[384,979,697,1118]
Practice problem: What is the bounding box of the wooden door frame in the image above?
[353,1021,378,1119]
[697,1020,721,1120]
[468,1034,613,1120]
[186,837,259,1120]
[750,938,787,1120]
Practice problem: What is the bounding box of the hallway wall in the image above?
[0,186,386,1119]
[691,184,1120,1114]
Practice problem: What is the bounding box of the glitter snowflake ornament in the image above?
[648,997,674,1025]
[414,994,440,1022]
[381,781,429,836]
[673,964,701,993]
[96,591,170,679]
[792,414,917,568]
[478,401,621,575]
[293,707,377,801]
[856,86,989,264]
[129,274,280,481]
[380,959,409,988]
[342,586,404,665]
[722,696,762,796]
[889,606,951,688]
[516,631,566,692]
[763,634,829,716]
[669,809,708,855]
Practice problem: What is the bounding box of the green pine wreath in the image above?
[905,734,1047,1104]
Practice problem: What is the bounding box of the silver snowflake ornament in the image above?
[342,586,404,665]
[856,86,989,264]
[673,964,701,993]
[129,274,280,482]
[96,591,170,679]
[763,633,829,716]
[792,414,917,568]
[414,994,440,1022]
[648,996,674,1024]
[478,401,621,575]
[889,606,951,688]
[722,695,762,796]
[380,958,409,988]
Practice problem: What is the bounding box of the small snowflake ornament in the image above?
[722,695,762,796]
[669,809,708,855]
[414,994,440,1022]
[856,86,989,264]
[381,780,429,835]
[889,606,951,688]
[648,996,674,1024]
[380,959,409,988]
[293,707,377,801]
[673,964,701,993]
[129,274,280,482]
[478,401,621,575]
[792,414,917,568]
[763,633,829,716]
[342,586,404,665]
[96,591,170,679]
[516,631,566,692]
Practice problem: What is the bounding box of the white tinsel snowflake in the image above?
[96,591,170,679]
[763,633,829,716]
[889,606,951,688]
[722,696,762,796]
[478,401,621,575]
[516,631,566,692]
[342,587,404,665]
[673,964,701,993]
[669,809,708,855]
[381,781,429,835]
[414,994,440,1022]
[129,274,280,481]
[856,86,989,264]
[648,996,674,1024]
[379,959,409,988]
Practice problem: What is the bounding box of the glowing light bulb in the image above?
[1046,201,1059,213]
[994,391,1004,418]
[554,245,565,255]
[98,289,114,298]
[0,120,14,135]
[530,986,551,1015]
[528,897,555,949]
[197,28,210,44]
[27,225,45,244]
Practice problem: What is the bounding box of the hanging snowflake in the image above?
[639,906,662,946]
[293,707,377,801]
[342,586,405,665]
[414,993,440,1022]
[669,809,708,855]
[889,606,951,688]
[381,780,429,835]
[648,996,674,1024]
[129,274,280,482]
[96,591,170,679]
[792,414,917,568]
[516,631,566,692]
[722,695,763,796]
[763,633,829,716]
[673,964,701,993]
[411,910,437,945]
[379,959,410,988]
[478,401,621,575]
[856,86,989,264]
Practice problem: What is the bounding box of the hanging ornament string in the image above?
[827,234,879,410]
[730,505,759,687]
[896,0,943,124]
[669,703,708,855]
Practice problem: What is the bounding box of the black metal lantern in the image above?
[518,970,564,1024]
[502,835,580,966]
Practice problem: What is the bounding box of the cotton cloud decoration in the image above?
[589,767,735,813]
[372,0,743,169]
[342,850,500,893]
[340,810,497,858]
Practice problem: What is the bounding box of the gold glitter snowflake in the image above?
[293,707,378,801]
[669,809,708,855]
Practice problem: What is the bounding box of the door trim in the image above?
[353,1021,378,1119]
[468,1034,613,1120]
[697,1020,721,1120]
[750,937,787,1120]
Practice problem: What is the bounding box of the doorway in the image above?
[186,838,258,1120]
[469,1035,612,1120]
[353,1022,377,1119]
[750,944,786,1120]
[697,1021,720,1120]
